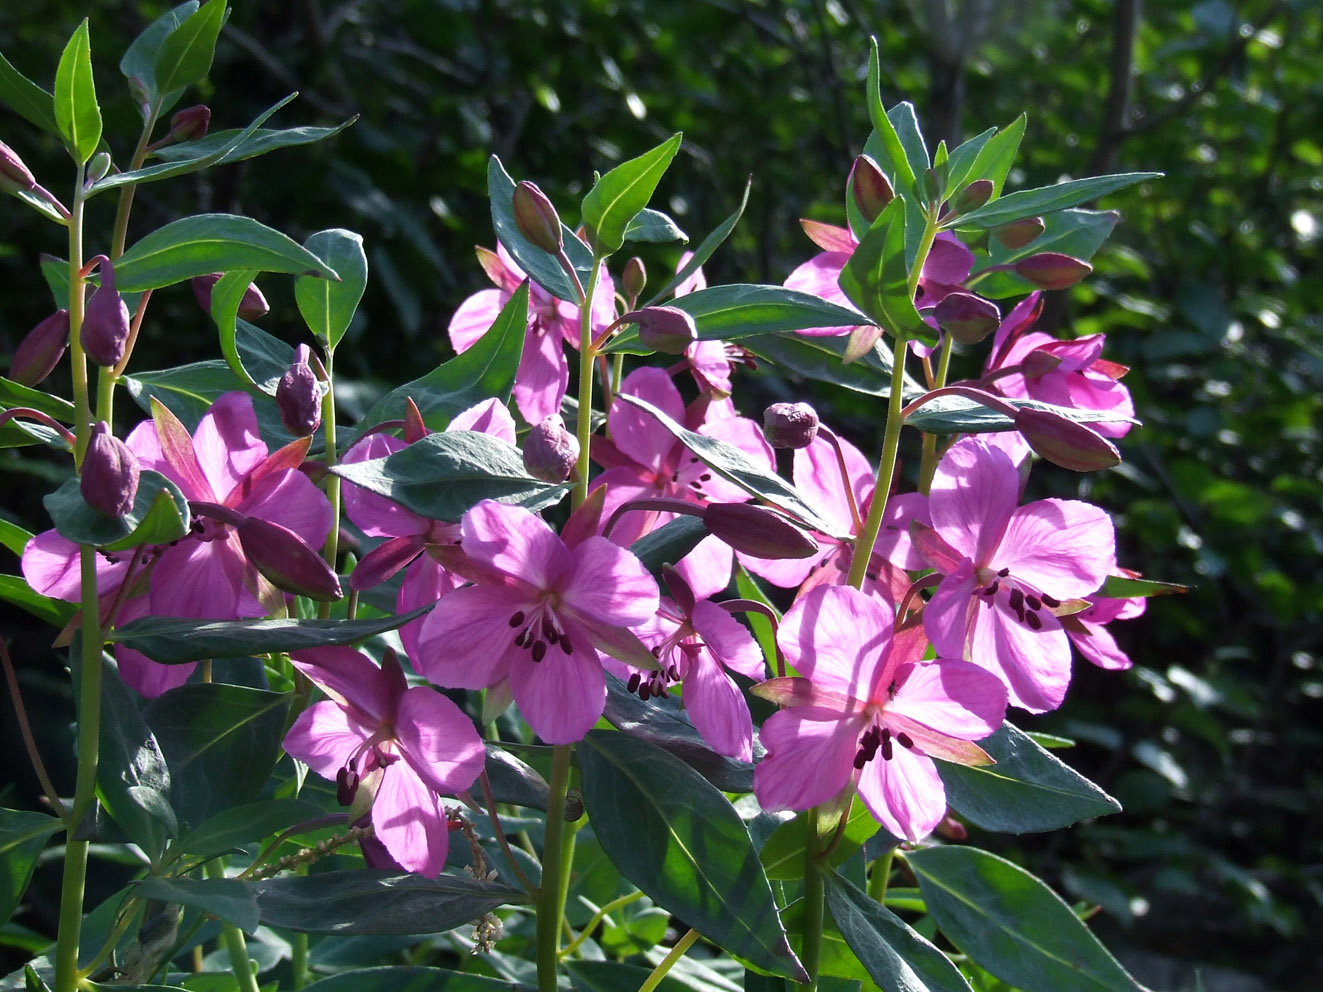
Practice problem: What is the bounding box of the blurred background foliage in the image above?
[1,1,1320,989]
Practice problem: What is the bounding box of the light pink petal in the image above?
[610,367,685,471]
[686,340,732,395]
[697,416,775,503]
[738,543,830,589]
[415,584,523,689]
[397,555,461,663]
[970,601,1072,713]
[448,288,508,354]
[116,645,195,698]
[777,585,891,701]
[290,646,392,724]
[886,660,1007,739]
[996,499,1115,598]
[447,397,517,443]
[930,438,1019,564]
[988,292,1043,366]
[924,562,979,661]
[590,468,660,547]
[282,701,374,780]
[460,501,570,590]
[395,687,486,794]
[149,539,245,619]
[192,393,268,500]
[691,599,764,680]
[856,746,946,842]
[342,435,427,538]
[124,419,164,469]
[234,468,334,548]
[673,251,706,297]
[22,529,124,600]
[870,492,931,570]
[372,763,449,878]
[512,320,569,424]
[1070,620,1133,671]
[510,630,606,744]
[753,706,860,811]
[562,535,659,625]
[673,535,734,601]
[783,253,859,337]
[793,434,872,535]
[683,650,753,761]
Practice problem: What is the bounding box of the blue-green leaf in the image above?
[488,156,593,302]
[0,809,62,923]
[954,172,1162,231]
[54,19,101,164]
[43,470,190,551]
[296,229,368,348]
[0,47,59,137]
[623,208,687,244]
[134,875,258,935]
[838,196,930,349]
[152,0,227,96]
[120,2,199,110]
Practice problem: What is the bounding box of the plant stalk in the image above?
[536,743,574,992]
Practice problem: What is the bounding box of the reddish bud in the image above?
[0,140,35,192]
[276,344,323,436]
[236,516,343,601]
[1014,409,1121,472]
[762,402,819,449]
[935,814,968,841]
[629,305,697,354]
[81,421,140,519]
[523,414,579,483]
[849,154,894,223]
[81,263,131,368]
[9,309,70,386]
[622,257,647,301]
[512,180,563,254]
[1021,349,1063,380]
[191,273,270,321]
[951,179,993,215]
[933,292,1001,345]
[170,105,211,142]
[991,216,1045,251]
[702,503,818,559]
[1014,253,1093,290]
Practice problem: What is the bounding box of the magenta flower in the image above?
[282,646,485,877]
[753,585,1007,842]
[1062,585,1146,671]
[917,437,1116,713]
[415,500,659,744]
[448,242,616,424]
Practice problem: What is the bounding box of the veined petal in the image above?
[856,745,946,843]
[753,706,861,811]
[997,499,1115,598]
[397,555,461,663]
[512,320,568,424]
[461,500,570,590]
[673,535,734,602]
[415,584,523,689]
[692,599,764,680]
[563,535,659,625]
[749,677,860,715]
[610,367,684,472]
[290,646,392,724]
[395,687,486,795]
[193,392,267,500]
[880,713,994,767]
[510,628,606,744]
[282,701,375,780]
[448,397,517,444]
[683,650,753,762]
[930,437,1019,564]
[448,288,508,354]
[778,586,892,702]
[1069,620,1133,671]
[372,763,450,878]
[886,660,1007,740]
[697,416,775,503]
[149,538,245,620]
[233,466,334,548]
[342,434,427,538]
[22,529,125,601]
[971,600,1071,713]
[924,562,978,661]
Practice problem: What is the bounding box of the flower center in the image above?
[971,566,1060,631]
[507,603,573,662]
[853,716,914,769]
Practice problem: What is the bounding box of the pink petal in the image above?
[793,433,872,536]
[282,700,375,780]
[1070,620,1133,671]
[777,586,891,701]
[970,601,1072,713]
[697,416,775,503]
[738,543,830,589]
[562,535,659,625]
[372,762,450,878]
[930,438,1020,564]
[783,253,859,337]
[512,321,568,424]
[397,555,461,663]
[856,746,946,842]
[996,499,1115,598]
[924,562,979,662]
[683,650,753,761]
[691,599,764,680]
[232,466,334,548]
[448,288,508,354]
[799,221,856,253]
[610,368,685,472]
[673,535,734,601]
[448,397,517,444]
[753,706,860,811]
[342,435,427,538]
[290,646,393,724]
[149,538,247,619]
[116,645,195,698]
[510,628,606,744]
[193,392,267,500]
[415,584,523,690]
[886,660,1007,740]
[460,501,571,591]
[22,529,123,600]
[922,233,974,286]
[394,687,486,794]
[870,492,931,570]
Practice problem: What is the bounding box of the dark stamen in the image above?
[880,727,893,761]
[508,611,525,627]
[531,641,547,662]
[513,629,527,647]
[1026,612,1042,630]
[628,672,641,693]
[998,567,1010,577]
[1041,593,1061,608]
[896,732,913,749]
[983,581,999,597]
[1025,594,1042,611]
[1008,588,1025,611]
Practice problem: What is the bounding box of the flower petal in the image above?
[753,706,860,811]
[395,686,486,794]
[856,745,946,842]
[996,499,1115,598]
[282,700,375,780]
[372,762,450,878]
[193,392,267,501]
[886,660,1007,740]
[290,646,393,725]
[461,500,570,591]
[777,586,892,702]
[930,437,1019,564]
[448,288,507,354]
[510,628,606,744]
[415,584,523,690]
[683,649,753,762]
[563,535,659,626]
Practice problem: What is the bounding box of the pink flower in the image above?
[282,646,485,877]
[448,243,615,424]
[917,437,1116,713]
[752,585,1006,842]
[415,500,659,744]
[1062,585,1146,671]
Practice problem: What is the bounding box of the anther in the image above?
[628,672,641,693]
[896,732,913,749]
[998,567,1010,577]
[1025,594,1042,611]
[508,611,525,627]
[532,641,547,662]
[1008,588,1025,611]
[1025,612,1042,630]
[983,581,999,597]
[880,727,893,762]
[1041,593,1061,608]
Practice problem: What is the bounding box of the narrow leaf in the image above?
[965,115,1026,198]
[152,0,227,96]
[645,176,750,306]
[1097,575,1187,599]
[955,173,1162,230]
[170,798,326,859]
[53,20,101,163]
[904,395,1137,435]
[838,197,930,346]
[741,331,925,400]
[0,574,76,627]
[760,801,887,881]
[865,40,914,191]
[1,376,76,423]
[120,2,199,109]
[301,968,534,992]
[295,229,368,347]
[939,126,997,198]
[488,156,593,302]
[0,48,60,137]
[134,875,259,934]
[582,133,682,252]
[623,208,688,244]
[0,809,62,923]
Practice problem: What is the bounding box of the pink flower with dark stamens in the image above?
[415,500,659,744]
[752,585,1006,842]
[1062,588,1146,671]
[282,646,484,877]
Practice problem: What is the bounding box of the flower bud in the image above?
[276,344,323,436]
[762,402,819,449]
[933,292,1001,345]
[512,180,563,254]
[1021,349,1063,380]
[849,154,894,223]
[622,256,647,301]
[702,503,818,559]
[951,179,993,215]
[523,414,579,483]
[86,151,112,184]
[191,273,270,321]
[80,263,131,368]
[0,140,36,193]
[170,105,211,142]
[918,166,944,205]
[1014,253,1092,290]
[629,306,697,354]
[991,216,1045,251]
[1014,408,1120,472]
[236,516,343,601]
[81,421,140,519]
[9,309,70,386]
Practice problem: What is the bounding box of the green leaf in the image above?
[865,40,914,192]
[98,658,176,861]
[350,283,527,444]
[1,376,76,423]
[906,846,1146,992]
[119,2,199,110]
[904,395,1136,436]
[134,875,258,935]
[249,869,527,934]
[143,684,290,827]
[935,722,1120,833]
[0,809,62,923]
[825,870,974,992]
[1097,575,1187,598]
[0,48,60,137]
[0,574,76,627]
[169,799,326,860]
[887,103,931,184]
[579,731,805,981]
[483,744,550,811]
[645,176,750,306]
[43,470,190,551]
[954,172,1162,231]
[965,115,1026,198]
[623,208,688,244]
[114,214,340,293]
[154,116,355,165]
[109,604,434,663]
[741,332,925,401]
[759,800,887,881]
[616,393,848,539]
[152,0,227,96]
[582,133,682,253]
[0,518,34,556]
[54,20,101,164]
[295,230,368,347]
[627,515,707,579]
[488,156,593,302]
[330,429,567,522]
[301,968,534,992]
[939,126,997,198]
[838,197,930,349]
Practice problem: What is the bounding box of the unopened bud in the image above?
[629,306,697,354]
[622,257,647,301]
[523,414,579,483]
[849,154,894,223]
[933,292,1001,345]
[191,273,270,321]
[0,140,36,192]
[81,421,140,519]
[276,344,323,436]
[1014,253,1092,290]
[951,179,993,215]
[762,402,819,449]
[702,503,818,559]
[336,766,359,807]
[86,151,112,184]
[512,180,563,254]
[918,166,944,205]
[9,309,70,386]
[935,813,968,841]
[236,517,343,600]
[1014,409,1120,472]
[1021,349,1063,380]
[81,262,131,368]
[991,216,1045,251]
[170,105,211,142]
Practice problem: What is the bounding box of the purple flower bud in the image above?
[933,292,1001,345]
[336,766,359,807]
[522,414,579,483]
[9,309,69,386]
[991,216,1045,251]
[81,421,140,519]
[951,179,993,215]
[1021,349,1063,379]
[80,263,131,368]
[512,180,563,254]
[276,344,322,436]
[0,140,36,192]
[1014,252,1092,290]
[236,516,343,601]
[622,257,647,301]
[630,306,697,354]
[170,105,211,142]
[1014,409,1121,472]
[191,273,270,321]
[702,503,819,559]
[762,402,819,449]
[849,154,894,223]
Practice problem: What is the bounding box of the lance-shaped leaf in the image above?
[954,172,1162,231]
[963,114,1025,199]
[938,126,998,201]
[907,846,1147,992]
[109,604,435,663]
[0,575,75,627]
[617,393,848,539]
[1,376,76,424]
[170,798,325,860]
[134,875,258,935]
[0,48,60,138]
[54,19,101,164]
[741,331,925,400]
[250,869,527,934]
[120,2,198,109]
[43,469,189,551]
[0,809,62,923]
[332,429,567,522]
[582,133,682,253]
[152,0,226,96]
[864,40,915,192]
[98,657,176,861]
[301,968,536,992]
[904,394,1137,436]
[623,208,688,244]
[114,214,340,293]
[489,156,593,302]
[935,722,1120,833]
[579,731,805,980]
[838,197,931,352]
[295,229,368,347]
[645,176,750,306]
[1097,575,1187,598]
[825,870,974,992]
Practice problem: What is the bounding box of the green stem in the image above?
[318,349,341,620]
[639,928,701,992]
[560,890,644,957]
[207,861,261,992]
[52,838,89,992]
[110,100,161,260]
[572,259,605,507]
[867,849,894,903]
[799,809,825,991]
[67,163,90,463]
[536,744,574,992]
[917,336,955,494]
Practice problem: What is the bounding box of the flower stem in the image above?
[867,849,894,903]
[799,808,824,992]
[318,348,341,620]
[572,259,605,507]
[536,743,574,992]
[639,928,700,992]
[560,890,644,957]
[0,638,65,820]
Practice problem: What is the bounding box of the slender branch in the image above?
[1,638,66,820]
[206,862,261,992]
[638,928,701,992]
[478,770,537,897]
[536,744,574,992]
[560,890,645,958]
